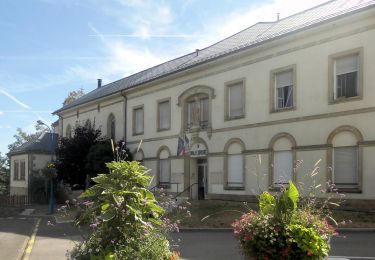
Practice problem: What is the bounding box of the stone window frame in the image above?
[223,138,246,190]
[13,160,19,181]
[224,78,246,121]
[269,64,297,113]
[20,159,26,181]
[326,125,363,193]
[65,124,72,138]
[268,132,297,190]
[177,85,215,138]
[156,97,171,132]
[156,146,171,188]
[328,47,364,105]
[107,113,116,140]
[132,105,144,136]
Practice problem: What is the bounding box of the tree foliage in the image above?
[56,125,132,188]
[63,88,85,106]
[0,153,9,195]
[7,124,48,154]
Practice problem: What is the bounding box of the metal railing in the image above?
[174,182,198,200]
[149,182,181,194]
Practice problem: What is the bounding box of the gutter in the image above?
[120,90,127,142]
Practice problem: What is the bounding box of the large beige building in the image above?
[54,0,375,202]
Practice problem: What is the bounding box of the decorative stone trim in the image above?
[326,125,363,193]
[223,138,246,190]
[328,47,364,104]
[268,132,297,190]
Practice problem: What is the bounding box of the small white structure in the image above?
[8,133,58,195]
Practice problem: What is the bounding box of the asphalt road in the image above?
[1,217,375,260]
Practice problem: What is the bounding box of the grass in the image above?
[179,200,375,229]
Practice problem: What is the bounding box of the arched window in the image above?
[177,85,215,138]
[107,114,116,140]
[327,126,363,192]
[224,138,245,190]
[269,133,296,188]
[157,146,171,187]
[65,124,72,138]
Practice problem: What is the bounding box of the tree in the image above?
[56,124,102,188]
[7,124,48,154]
[63,88,85,106]
[0,153,9,195]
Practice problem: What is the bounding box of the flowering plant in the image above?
[232,181,337,259]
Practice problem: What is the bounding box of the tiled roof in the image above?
[9,133,58,156]
[54,0,375,114]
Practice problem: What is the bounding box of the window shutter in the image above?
[229,83,243,117]
[228,154,243,187]
[336,55,358,75]
[160,159,171,183]
[333,147,358,185]
[135,108,144,133]
[274,151,293,185]
[276,71,293,89]
[200,98,209,123]
[159,101,170,129]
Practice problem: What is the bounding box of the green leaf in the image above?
[101,202,110,211]
[259,192,275,215]
[287,181,299,210]
[100,209,116,222]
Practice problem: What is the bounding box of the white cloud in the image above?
[0,89,31,109]
[0,111,3,116]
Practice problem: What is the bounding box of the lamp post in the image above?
[37,120,55,214]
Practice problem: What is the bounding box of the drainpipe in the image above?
[120,90,127,142]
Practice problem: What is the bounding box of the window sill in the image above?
[270,106,296,114]
[329,186,362,193]
[329,95,362,105]
[225,115,245,121]
[157,128,170,132]
[224,186,245,191]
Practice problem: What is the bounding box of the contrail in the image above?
[0,89,31,109]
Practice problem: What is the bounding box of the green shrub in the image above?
[70,161,179,260]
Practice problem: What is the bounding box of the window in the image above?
[228,154,243,188]
[269,133,296,189]
[224,139,245,190]
[186,97,209,130]
[66,124,72,138]
[133,106,144,135]
[14,161,19,181]
[329,48,363,103]
[158,147,171,187]
[273,151,293,185]
[333,147,358,187]
[107,114,116,140]
[158,99,171,131]
[20,160,26,181]
[159,159,171,185]
[335,54,359,99]
[276,70,293,109]
[226,80,245,120]
[327,126,362,192]
[270,65,296,112]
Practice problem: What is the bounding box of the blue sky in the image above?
[0,0,327,155]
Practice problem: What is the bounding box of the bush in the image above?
[232,181,337,259]
[69,161,180,260]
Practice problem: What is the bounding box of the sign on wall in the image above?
[189,143,207,157]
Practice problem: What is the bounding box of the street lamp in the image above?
[37,120,55,214]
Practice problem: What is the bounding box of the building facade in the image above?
[54,0,375,202]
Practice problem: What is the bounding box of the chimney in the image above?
[97,79,102,88]
[277,13,280,21]
[195,49,199,56]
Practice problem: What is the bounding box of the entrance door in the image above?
[197,159,207,200]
